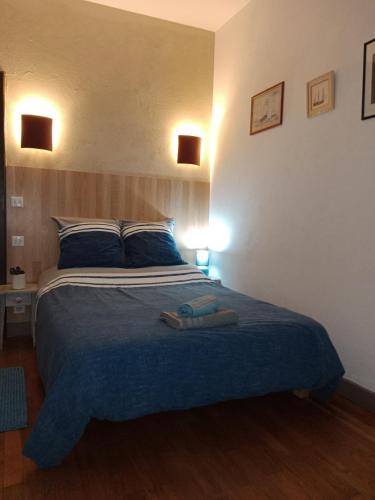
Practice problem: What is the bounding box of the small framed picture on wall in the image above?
[250,81,284,135]
[362,38,375,120]
[306,71,335,118]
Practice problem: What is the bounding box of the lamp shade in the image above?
[196,249,209,267]
[177,135,201,165]
[21,114,52,151]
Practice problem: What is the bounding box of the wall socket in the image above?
[12,235,24,247]
[10,196,24,208]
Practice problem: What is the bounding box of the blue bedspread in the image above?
[23,279,344,467]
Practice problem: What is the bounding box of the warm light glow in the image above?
[13,96,61,150]
[208,218,231,252]
[183,226,209,249]
[171,122,205,164]
[209,101,225,180]
[184,219,231,252]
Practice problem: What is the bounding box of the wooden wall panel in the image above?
[6,166,210,283]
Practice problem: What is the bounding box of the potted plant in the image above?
[10,266,26,290]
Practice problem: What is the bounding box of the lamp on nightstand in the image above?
[196,249,209,276]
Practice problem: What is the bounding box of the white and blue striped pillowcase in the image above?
[59,222,121,241]
[121,222,172,240]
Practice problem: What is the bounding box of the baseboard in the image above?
[338,378,375,412]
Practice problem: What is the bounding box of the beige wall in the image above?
[0,0,214,180]
[211,0,375,391]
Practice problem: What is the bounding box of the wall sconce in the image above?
[177,135,201,166]
[21,114,53,151]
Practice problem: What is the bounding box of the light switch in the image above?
[12,235,24,247]
[10,196,24,208]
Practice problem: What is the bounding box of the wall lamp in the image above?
[21,114,53,151]
[177,135,201,166]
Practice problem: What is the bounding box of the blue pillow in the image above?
[121,221,186,268]
[57,221,123,269]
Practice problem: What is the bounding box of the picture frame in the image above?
[307,71,335,118]
[250,81,284,135]
[361,38,375,120]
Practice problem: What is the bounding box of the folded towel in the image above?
[177,294,218,318]
[161,308,239,330]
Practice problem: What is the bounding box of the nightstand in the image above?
[0,284,38,350]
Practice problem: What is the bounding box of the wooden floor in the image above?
[1,337,375,500]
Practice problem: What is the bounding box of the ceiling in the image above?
[85,0,250,31]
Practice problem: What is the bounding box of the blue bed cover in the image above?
[23,270,344,467]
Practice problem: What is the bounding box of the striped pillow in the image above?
[121,221,185,268]
[56,221,124,269]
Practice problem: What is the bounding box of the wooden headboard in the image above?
[6,165,210,283]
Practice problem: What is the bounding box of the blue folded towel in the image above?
[177,295,218,318]
[161,309,238,329]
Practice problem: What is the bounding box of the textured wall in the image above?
[0,0,214,180]
[211,0,375,391]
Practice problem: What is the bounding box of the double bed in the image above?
[23,264,344,468]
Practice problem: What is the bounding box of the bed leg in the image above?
[293,389,310,399]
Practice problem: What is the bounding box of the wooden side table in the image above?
[0,284,38,350]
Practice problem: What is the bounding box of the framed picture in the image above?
[362,38,375,120]
[250,81,284,135]
[307,71,335,118]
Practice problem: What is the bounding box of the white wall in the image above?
[211,0,375,391]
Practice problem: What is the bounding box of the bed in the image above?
[23,264,344,468]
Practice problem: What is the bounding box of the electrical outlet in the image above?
[10,196,24,208]
[12,235,24,247]
[13,305,25,314]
